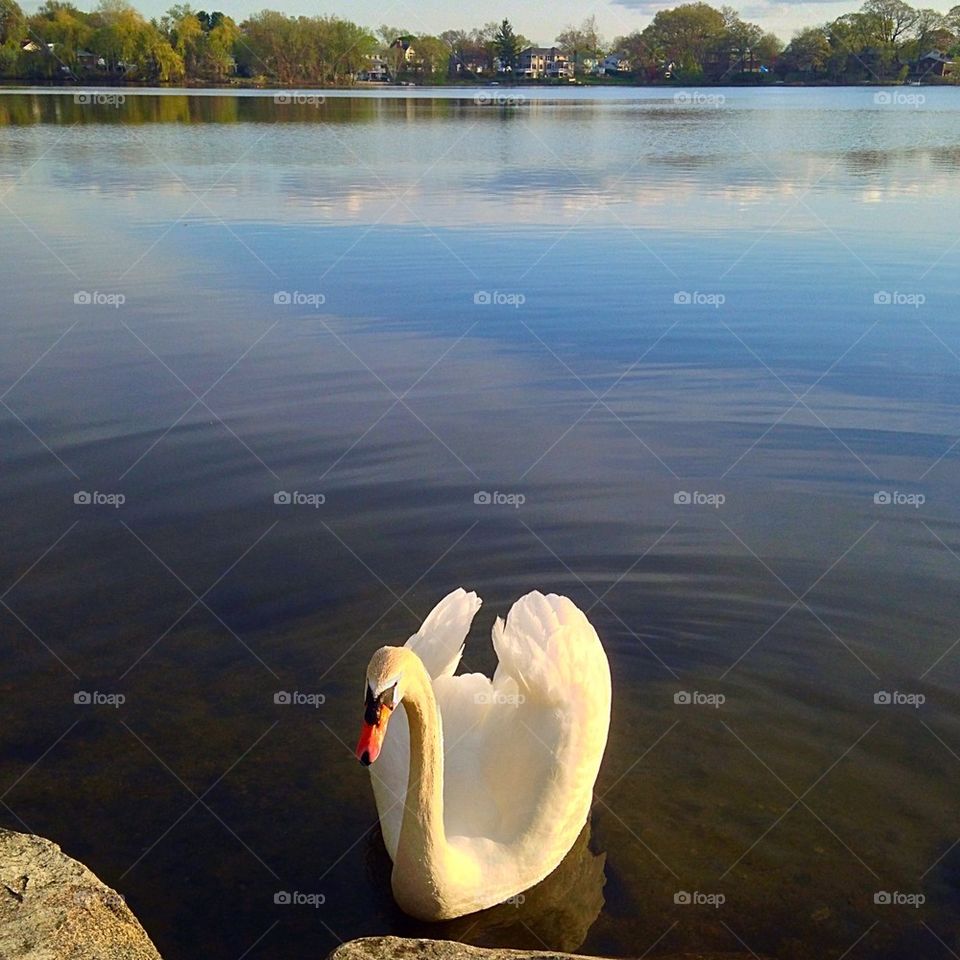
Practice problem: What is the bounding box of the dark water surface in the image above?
[1,87,959,960]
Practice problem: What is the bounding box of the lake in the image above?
[1,85,959,960]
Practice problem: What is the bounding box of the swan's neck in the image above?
[394,659,448,913]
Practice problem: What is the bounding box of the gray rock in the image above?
[0,829,162,960]
[328,936,771,960]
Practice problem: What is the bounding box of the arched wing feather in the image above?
[405,588,482,679]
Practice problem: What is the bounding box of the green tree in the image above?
[203,13,236,78]
[556,15,603,74]
[0,0,25,46]
[0,0,25,76]
[495,17,519,72]
[31,4,93,68]
[613,30,658,78]
[413,33,449,80]
[640,2,727,78]
[862,0,919,43]
[779,25,831,74]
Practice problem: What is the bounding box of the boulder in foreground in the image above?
[328,935,772,960]
[0,829,162,960]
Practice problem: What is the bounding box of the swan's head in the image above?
[356,646,406,766]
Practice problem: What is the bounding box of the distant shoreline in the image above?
[0,78,956,91]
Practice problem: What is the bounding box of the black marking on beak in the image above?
[364,683,397,726]
[359,750,371,766]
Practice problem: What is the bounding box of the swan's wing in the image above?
[481,592,611,846]
[405,588,481,679]
[492,591,609,708]
[435,591,611,857]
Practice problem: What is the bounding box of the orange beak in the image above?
[356,704,392,766]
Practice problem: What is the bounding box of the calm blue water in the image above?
[1,87,959,960]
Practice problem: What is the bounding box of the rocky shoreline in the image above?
[0,829,162,960]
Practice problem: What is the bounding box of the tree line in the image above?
[0,0,958,85]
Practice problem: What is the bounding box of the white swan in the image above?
[355,589,611,921]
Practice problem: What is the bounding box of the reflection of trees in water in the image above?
[844,145,960,173]
[364,820,606,953]
[0,94,502,126]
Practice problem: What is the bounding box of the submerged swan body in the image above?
[356,589,611,921]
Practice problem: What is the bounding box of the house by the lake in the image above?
[517,47,574,80]
[597,53,631,76]
[389,36,418,64]
[918,50,956,77]
[358,56,389,82]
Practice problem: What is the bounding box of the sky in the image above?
[20,0,959,45]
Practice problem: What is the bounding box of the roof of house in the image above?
[921,50,954,63]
